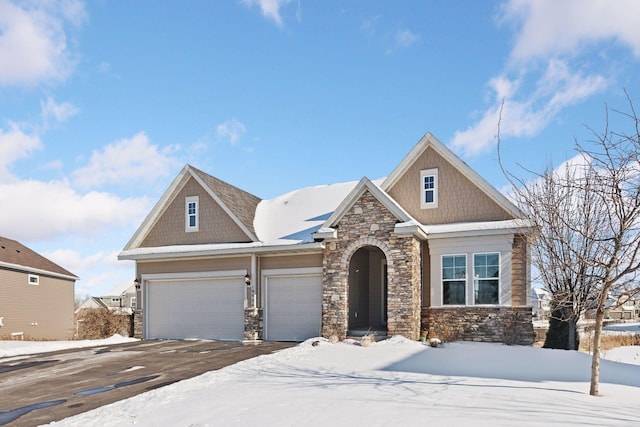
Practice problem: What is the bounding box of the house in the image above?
[605,291,639,320]
[98,282,137,314]
[531,287,551,320]
[0,236,78,340]
[119,133,535,344]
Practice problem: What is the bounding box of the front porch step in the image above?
[347,328,389,341]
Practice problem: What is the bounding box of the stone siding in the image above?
[244,308,263,341]
[322,190,422,340]
[133,309,143,339]
[421,306,535,345]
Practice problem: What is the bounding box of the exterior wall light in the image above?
[244,274,251,286]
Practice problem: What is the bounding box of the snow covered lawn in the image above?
[0,334,137,359]
[32,336,638,427]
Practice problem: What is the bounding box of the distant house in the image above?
[606,291,639,320]
[531,288,551,320]
[120,133,535,344]
[97,282,137,314]
[0,236,78,340]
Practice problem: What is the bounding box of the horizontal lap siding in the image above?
[0,269,74,340]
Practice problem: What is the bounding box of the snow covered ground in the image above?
[2,329,639,426]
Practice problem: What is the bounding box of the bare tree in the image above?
[499,92,640,396]
[577,98,640,395]
[517,160,603,350]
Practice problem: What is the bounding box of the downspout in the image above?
[251,253,257,311]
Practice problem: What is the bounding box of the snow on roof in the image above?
[422,219,533,238]
[254,178,385,244]
[104,281,136,296]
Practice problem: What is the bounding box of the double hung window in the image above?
[442,254,466,305]
[474,253,500,304]
[185,196,199,232]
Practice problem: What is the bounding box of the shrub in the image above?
[76,308,131,339]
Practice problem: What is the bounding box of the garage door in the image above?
[146,277,244,340]
[265,274,322,341]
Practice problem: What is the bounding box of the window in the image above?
[442,254,466,305]
[474,253,500,304]
[185,196,199,232]
[131,297,137,310]
[28,274,39,286]
[420,168,438,209]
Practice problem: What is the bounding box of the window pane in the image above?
[444,281,465,305]
[189,215,196,227]
[475,279,499,304]
[425,190,434,203]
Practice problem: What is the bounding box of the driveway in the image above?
[0,340,294,426]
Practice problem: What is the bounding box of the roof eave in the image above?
[0,261,79,281]
[118,241,325,261]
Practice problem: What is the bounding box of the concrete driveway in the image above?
[0,340,294,426]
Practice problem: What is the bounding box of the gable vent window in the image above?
[420,168,438,209]
[185,196,199,232]
[28,274,39,286]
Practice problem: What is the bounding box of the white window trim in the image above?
[28,274,39,286]
[441,253,467,306]
[472,252,501,305]
[185,196,199,232]
[420,168,438,209]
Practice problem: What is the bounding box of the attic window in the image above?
[420,168,438,209]
[185,196,199,232]
[28,274,39,286]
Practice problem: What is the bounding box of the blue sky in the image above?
[1,0,639,298]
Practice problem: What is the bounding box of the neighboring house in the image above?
[605,291,639,320]
[531,287,551,320]
[0,236,78,340]
[119,133,535,343]
[76,296,109,312]
[98,282,137,314]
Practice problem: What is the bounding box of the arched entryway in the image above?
[348,245,388,335]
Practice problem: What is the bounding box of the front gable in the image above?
[382,133,521,225]
[124,165,260,250]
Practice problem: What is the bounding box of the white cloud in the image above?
[40,96,79,125]
[0,0,85,86]
[451,61,608,155]
[0,124,42,182]
[72,132,180,190]
[241,0,294,28]
[216,118,246,144]
[394,29,420,49]
[0,179,150,241]
[500,0,640,62]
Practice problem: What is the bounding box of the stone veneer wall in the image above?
[133,309,143,339]
[322,190,422,340]
[244,308,263,341]
[421,306,535,345]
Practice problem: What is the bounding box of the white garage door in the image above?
[146,277,244,340]
[265,274,322,341]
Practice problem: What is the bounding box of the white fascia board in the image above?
[323,177,413,229]
[312,227,337,240]
[381,133,523,219]
[424,219,533,240]
[122,165,191,251]
[394,221,428,240]
[0,261,79,281]
[118,241,324,261]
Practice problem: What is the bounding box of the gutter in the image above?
[0,261,79,281]
[118,241,325,261]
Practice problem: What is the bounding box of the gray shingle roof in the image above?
[189,165,262,239]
